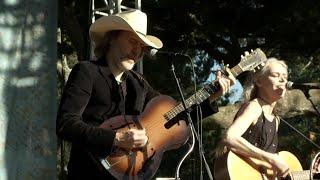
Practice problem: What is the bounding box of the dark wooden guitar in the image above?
[214,151,320,180]
[98,49,267,179]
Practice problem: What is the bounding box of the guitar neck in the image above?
[163,64,242,121]
[229,64,243,77]
[163,88,211,120]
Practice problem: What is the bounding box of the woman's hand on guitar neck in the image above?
[114,129,148,150]
[209,71,236,102]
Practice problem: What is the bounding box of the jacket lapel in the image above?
[126,71,146,114]
[96,58,113,90]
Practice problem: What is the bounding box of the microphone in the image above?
[286,81,320,90]
[144,48,189,60]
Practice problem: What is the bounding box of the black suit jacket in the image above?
[56,58,219,179]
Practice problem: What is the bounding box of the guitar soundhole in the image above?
[151,148,154,151]
[109,125,113,128]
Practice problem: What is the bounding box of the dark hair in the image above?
[94,30,122,58]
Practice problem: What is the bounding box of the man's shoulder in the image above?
[128,70,144,80]
[74,60,103,70]
[77,59,99,66]
[70,60,104,79]
[128,70,155,88]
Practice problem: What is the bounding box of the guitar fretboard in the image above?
[163,88,211,121]
[230,64,242,77]
[163,65,241,121]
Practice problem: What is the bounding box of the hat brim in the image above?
[89,15,163,49]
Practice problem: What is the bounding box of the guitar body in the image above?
[99,95,189,179]
[214,151,303,180]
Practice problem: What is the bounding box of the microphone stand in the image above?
[169,60,213,180]
[278,89,320,180]
[301,90,320,126]
[278,89,320,152]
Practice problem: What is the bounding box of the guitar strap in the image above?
[132,115,143,130]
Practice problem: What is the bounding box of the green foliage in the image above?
[58,0,320,179]
[287,54,320,83]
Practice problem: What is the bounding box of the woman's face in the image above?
[107,31,146,73]
[257,62,288,101]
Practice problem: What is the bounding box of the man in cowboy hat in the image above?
[57,9,234,179]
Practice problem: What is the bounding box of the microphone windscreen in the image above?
[144,48,158,60]
[286,81,293,89]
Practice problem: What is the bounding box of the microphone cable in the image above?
[278,116,320,149]
[189,53,203,180]
[188,53,213,180]
[172,51,213,180]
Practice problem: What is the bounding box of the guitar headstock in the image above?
[238,48,267,73]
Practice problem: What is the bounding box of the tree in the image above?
[57,0,320,179]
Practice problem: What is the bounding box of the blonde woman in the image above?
[222,58,290,178]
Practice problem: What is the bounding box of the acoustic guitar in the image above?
[214,151,316,180]
[98,49,267,179]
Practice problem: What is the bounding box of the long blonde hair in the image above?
[215,58,288,158]
[243,57,288,102]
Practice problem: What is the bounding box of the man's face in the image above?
[108,31,146,72]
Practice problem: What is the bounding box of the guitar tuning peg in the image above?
[221,60,225,67]
[251,49,253,52]
[244,51,249,56]
[241,55,244,59]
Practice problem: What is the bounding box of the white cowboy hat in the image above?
[89,9,163,50]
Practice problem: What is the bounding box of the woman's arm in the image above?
[223,100,289,176]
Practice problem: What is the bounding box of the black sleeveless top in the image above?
[242,113,278,153]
